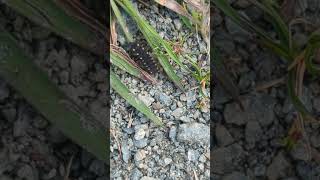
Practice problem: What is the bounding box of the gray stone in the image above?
[224,102,247,125]
[169,126,177,141]
[172,108,184,118]
[17,164,38,180]
[89,160,106,176]
[121,142,131,163]
[310,133,320,148]
[13,118,29,137]
[0,175,12,180]
[290,141,310,161]
[177,123,209,145]
[173,19,182,30]
[224,94,275,127]
[134,138,148,148]
[267,151,291,180]
[187,149,200,162]
[0,82,9,101]
[130,168,143,180]
[215,124,234,146]
[141,177,158,180]
[158,93,172,106]
[138,94,154,107]
[222,172,249,180]
[134,150,146,161]
[245,121,262,145]
[71,55,88,75]
[134,128,146,140]
[212,144,244,174]
[163,158,172,166]
[2,108,16,122]
[254,164,266,177]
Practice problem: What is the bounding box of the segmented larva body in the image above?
[127,41,159,75]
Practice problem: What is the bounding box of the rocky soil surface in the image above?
[213,0,320,179]
[0,2,109,180]
[110,2,210,180]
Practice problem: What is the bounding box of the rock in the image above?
[141,177,158,180]
[313,97,320,112]
[177,123,209,145]
[222,171,249,180]
[17,164,38,180]
[158,93,172,106]
[212,144,244,174]
[130,168,143,180]
[290,141,310,161]
[138,94,154,107]
[13,117,29,137]
[163,158,172,166]
[48,126,67,143]
[89,160,106,176]
[2,108,16,122]
[245,121,262,145]
[134,150,146,161]
[0,82,9,101]
[0,175,12,180]
[225,16,249,43]
[172,108,184,118]
[254,164,266,177]
[173,19,182,30]
[134,128,146,140]
[169,126,177,141]
[134,138,148,148]
[81,150,94,167]
[267,151,291,180]
[310,132,320,148]
[215,124,234,146]
[187,149,200,162]
[179,116,191,123]
[121,142,131,163]
[224,102,247,125]
[71,55,88,75]
[224,94,275,126]
[296,161,315,180]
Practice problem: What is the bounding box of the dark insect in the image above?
[126,41,159,75]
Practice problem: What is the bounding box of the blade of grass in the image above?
[4,0,104,56]
[153,0,195,23]
[0,30,108,164]
[111,0,133,42]
[287,70,315,120]
[305,30,320,75]
[115,0,187,91]
[213,0,291,60]
[110,70,164,126]
[110,44,158,83]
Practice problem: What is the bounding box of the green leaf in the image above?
[110,70,164,126]
[110,0,133,42]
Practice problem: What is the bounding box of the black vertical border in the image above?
[105,0,111,177]
[210,1,215,179]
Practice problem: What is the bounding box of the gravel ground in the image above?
[213,0,320,179]
[110,2,210,180]
[0,2,109,180]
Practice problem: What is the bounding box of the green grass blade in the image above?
[213,0,291,60]
[110,70,164,126]
[110,0,133,42]
[249,0,290,48]
[305,30,320,75]
[0,30,108,164]
[4,0,104,55]
[287,71,314,119]
[115,0,186,91]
